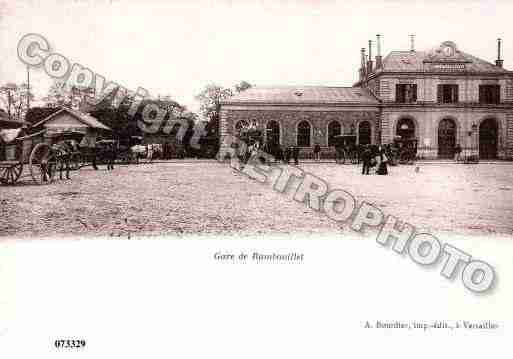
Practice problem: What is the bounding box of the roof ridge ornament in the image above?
[423,40,473,64]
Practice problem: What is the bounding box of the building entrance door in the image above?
[396,118,415,139]
[479,118,498,159]
[438,118,456,159]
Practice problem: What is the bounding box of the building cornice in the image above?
[221,104,380,112]
[379,102,513,109]
[221,101,379,107]
[355,70,513,86]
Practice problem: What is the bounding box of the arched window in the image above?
[358,121,371,145]
[297,121,311,147]
[266,120,280,145]
[235,120,248,135]
[327,121,341,147]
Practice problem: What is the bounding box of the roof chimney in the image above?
[367,40,374,73]
[360,48,367,81]
[376,34,383,69]
[496,38,504,68]
[410,34,415,52]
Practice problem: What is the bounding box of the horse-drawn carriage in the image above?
[387,136,418,165]
[333,134,360,164]
[116,136,161,164]
[0,125,81,185]
[77,135,160,167]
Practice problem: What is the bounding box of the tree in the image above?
[196,81,252,128]
[42,80,95,110]
[235,80,252,93]
[89,92,141,141]
[195,81,252,156]
[195,84,233,125]
[0,82,34,121]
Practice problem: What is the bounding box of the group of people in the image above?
[230,140,303,170]
[230,137,393,176]
[80,133,117,171]
[360,145,389,175]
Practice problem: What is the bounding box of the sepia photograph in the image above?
[1,0,512,357]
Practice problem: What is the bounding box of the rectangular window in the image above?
[479,85,500,104]
[395,84,417,103]
[437,84,459,103]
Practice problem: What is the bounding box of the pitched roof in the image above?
[223,86,379,105]
[32,107,111,131]
[379,47,511,74]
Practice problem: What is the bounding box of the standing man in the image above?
[313,143,321,162]
[284,146,291,164]
[292,146,300,166]
[361,145,371,175]
[454,143,462,162]
[335,142,343,164]
[106,141,117,170]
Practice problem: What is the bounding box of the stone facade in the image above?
[220,40,513,160]
[220,106,379,150]
[380,107,510,159]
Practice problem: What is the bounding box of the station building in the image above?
[220,37,513,160]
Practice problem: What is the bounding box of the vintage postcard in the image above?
[1,0,512,357]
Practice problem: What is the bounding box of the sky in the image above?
[1,0,513,117]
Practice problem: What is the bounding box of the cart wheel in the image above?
[0,162,23,185]
[29,143,56,184]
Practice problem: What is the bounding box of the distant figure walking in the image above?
[313,143,321,162]
[454,143,462,162]
[275,145,283,163]
[361,145,371,175]
[284,146,292,164]
[335,143,344,164]
[376,147,389,175]
[106,142,117,170]
[292,146,300,166]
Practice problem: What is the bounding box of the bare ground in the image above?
[1,161,512,238]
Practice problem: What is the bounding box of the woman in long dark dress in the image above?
[376,147,389,175]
